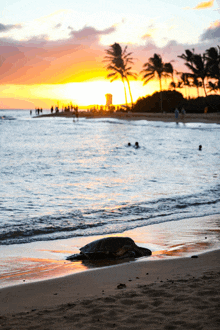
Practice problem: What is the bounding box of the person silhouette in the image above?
[135,142,139,148]
[175,108,179,120]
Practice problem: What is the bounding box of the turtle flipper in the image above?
[66,253,87,261]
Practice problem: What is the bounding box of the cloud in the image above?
[0,23,218,86]
[70,26,115,43]
[200,20,220,40]
[54,23,62,29]
[0,26,116,84]
[132,37,220,78]
[141,24,157,41]
[0,23,22,33]
[194,0,214,9]
[141,33,152,40]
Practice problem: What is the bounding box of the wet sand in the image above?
[36,111,220,124]
[0,250,220,329]
[1,215,220,289]
[0,216,220,329]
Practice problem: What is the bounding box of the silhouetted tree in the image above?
[178,49,209,97]
[205,46,220,93]
[208,80,220,93]
[178,49,195,65]
[141,54,173,112]
[104,43,137,107]
[193,76,202,97]
[205,46,220,79]
[169,79,184,92]
[133,90,184,113]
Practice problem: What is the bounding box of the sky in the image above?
[0,0,219,108]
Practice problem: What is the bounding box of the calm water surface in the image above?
[1,110,220,246]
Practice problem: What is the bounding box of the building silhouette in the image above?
[105,94,113,107]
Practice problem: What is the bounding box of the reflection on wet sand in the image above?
[0,257,88,288]
[152,241,212,258]
[0,215,219,288]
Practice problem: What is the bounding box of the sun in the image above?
[59,81,107,106]
[57,81,125,106]
[0,79,157,109]
[57,80,153,107]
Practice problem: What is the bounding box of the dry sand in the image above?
[0,250,219,329]
[36,111,220,124]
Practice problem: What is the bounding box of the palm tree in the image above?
[193,76,202,97]
[205,46,220,79]
[187,54,208,97]
[178,49,194,64]
[205,46,220,93]
[104,43,137,107]
[169,81,176,90]
[179,73,191,99]
[178,49,209,97]
[169,79,183,92]
[208,81,220,93]
[141,54,173,112]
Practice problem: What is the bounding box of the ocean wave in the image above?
[0,188,219,245]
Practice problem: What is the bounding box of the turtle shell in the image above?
[80,237,135,255]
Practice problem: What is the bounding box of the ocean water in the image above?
[1,110,220,247]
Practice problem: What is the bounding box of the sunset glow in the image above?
[0,0,219,108]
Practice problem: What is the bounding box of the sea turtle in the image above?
[66,237,152,261]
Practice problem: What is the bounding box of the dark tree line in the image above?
[175,46,220,97]
[104,43,220,112]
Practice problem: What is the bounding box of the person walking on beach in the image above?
[175,108,179,120]
[181,107,186,120]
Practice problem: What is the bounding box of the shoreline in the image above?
[1,111,219,328]
[35,111,220,124]
[1,249,220,329]
[1,214,220,290]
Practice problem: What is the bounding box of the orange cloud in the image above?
[141,33,152,40]
[141,23,157,41]
[212,20,220,27]
[0,20,218,107]
[194,0,214,9]
[0,26,115,85]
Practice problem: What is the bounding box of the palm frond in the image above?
[142,74,155,85]
[126,72,138,79]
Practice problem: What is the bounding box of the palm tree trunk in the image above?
[203,78,207,97]
[126,77,133,108]
[159,76,163,112]
[122,77,128,106]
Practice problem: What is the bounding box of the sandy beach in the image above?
[0,250,220,329]
[36,111,220,124]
